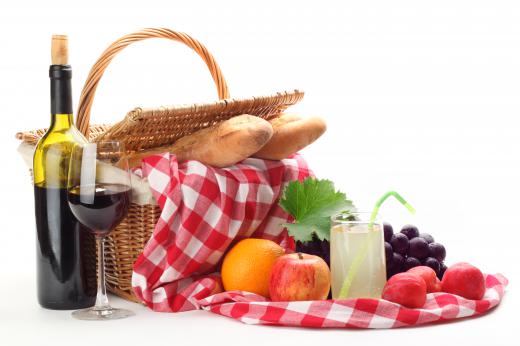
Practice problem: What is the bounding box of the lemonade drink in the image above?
[330,215,386,299]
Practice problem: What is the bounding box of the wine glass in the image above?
[67,141,134,320]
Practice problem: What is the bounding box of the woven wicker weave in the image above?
[16,28,304,302]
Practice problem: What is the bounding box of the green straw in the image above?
[338,191,415,299]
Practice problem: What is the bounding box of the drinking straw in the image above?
[338,191,415,299]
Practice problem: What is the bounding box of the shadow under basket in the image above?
[16,28,304,303]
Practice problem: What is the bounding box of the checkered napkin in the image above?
[198,273,507,328]
[132,153,312,312]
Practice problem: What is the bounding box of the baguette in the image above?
[253,114,326,160]
[125,114,273,168]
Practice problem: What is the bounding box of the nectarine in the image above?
[441,262,485,300]
[382,272,427,308]
[407,266,442,293]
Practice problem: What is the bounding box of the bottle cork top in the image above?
[51,34,68,65]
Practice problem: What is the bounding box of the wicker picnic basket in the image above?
[16,28,304,302]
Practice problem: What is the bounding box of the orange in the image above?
[221,238,285,298]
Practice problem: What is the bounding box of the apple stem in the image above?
[297,252,304,260]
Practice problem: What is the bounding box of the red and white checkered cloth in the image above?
[198,274,507,328]
[132,153,311,312]
[131,152,507,327]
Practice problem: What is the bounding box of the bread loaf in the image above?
[253,114,326,160]
[125,114,273,168]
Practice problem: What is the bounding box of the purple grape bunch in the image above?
[295,233,330,266]
[383,222,447,280]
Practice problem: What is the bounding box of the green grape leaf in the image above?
[279,178,354,242]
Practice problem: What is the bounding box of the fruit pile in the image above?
[221,238,487,309]
[384,223,447,280]
[382,262,486,308]
[221,238,331,301]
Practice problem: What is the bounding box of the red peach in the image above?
[441,262,485,300]
[407,266,442,293]
[269,253,330,302]
[382,273,427,308]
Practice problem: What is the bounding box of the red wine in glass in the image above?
[68,183,131,237]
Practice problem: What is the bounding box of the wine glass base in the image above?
[72,306,135,321]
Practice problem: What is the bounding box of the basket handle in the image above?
[76,28,230,136]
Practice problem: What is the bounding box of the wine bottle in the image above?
[32,35,96,309]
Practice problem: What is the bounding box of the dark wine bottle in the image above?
[32,35,96,309]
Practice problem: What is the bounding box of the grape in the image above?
[439,262,448,279]
[392,253,405,272]
[383,222,394,242]
[428,242,446,262]
[390,233,409,255]
[419,233,435,244]
[403,256,421,271]
[423,257,441,275]
[295,234,330,266]
[320,239,330,264]
[386,262,393,273]
[385,224,447,278]
[408,237,429,259]
[320,238,329,251]
[400,224,419,239]
[387,270,395,280]
[385,242,393,262]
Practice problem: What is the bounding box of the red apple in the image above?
[269,253,330,301]
[441,262,485,300]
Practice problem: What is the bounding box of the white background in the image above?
[0,0,518,345]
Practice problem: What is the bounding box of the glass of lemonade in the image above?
[330,212,386,299]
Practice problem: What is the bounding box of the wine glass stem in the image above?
[94,235,110,310]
